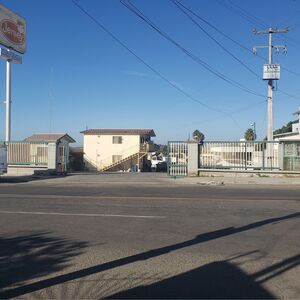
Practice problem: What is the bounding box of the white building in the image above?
[81,129,156,171]
[274,107,300,141]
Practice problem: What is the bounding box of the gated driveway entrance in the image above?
[167,140,300,176]
[167,141,188,176]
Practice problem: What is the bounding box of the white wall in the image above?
[292,123,299,133]
[83,134,140,170]
[277,134,300,141]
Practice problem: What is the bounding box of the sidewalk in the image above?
[167,172,300,186]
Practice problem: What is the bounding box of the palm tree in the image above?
[244,128,256,141]
[193,130,205,143]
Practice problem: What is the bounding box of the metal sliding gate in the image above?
[167,141,188,176]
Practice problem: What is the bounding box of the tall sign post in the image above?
[6,49,12,142]
[0,4,26,142]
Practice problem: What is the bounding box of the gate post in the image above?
[48,142,57,171]
[188,141,199,176]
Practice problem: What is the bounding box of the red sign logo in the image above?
[0,19,25,45]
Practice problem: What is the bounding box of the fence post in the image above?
[279,142,284,171]
[187,141,199,176]
[48,142,57,171]
[262,141,265,170]
[244,143,247,170]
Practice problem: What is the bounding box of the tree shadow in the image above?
[0,232,88,291]
[1,212,299,299]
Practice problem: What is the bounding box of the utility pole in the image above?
[253,28,288,141]
[250,122,256,140]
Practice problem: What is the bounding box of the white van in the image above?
[0,143,7,175]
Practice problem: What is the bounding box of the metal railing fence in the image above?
[167,141,188,176]
[200,141,280,170]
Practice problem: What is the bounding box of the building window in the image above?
[112,136,122,144]
[112,155,122,163]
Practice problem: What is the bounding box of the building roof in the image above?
[273,131,299,138]
[81,129,156,137]
[24,133,76,143]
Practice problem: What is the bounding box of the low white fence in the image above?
[200,141,280,170]
[7,141,69,173]
[8,142,48,166]
[167,141,284,176]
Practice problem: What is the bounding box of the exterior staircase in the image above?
[101,151,148,172]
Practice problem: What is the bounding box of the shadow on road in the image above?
[107,254,300,299]
[1,212,299,299]
[0,175,69,184]
[0,232,87,291]
[107,260,274,299]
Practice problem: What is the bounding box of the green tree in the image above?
[273,120,298,135]
[244,128,256,141]
[161,145,168,156]
[193,130,205,143]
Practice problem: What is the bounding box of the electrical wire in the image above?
[277,89,300,102]
[72,0,287,134]
[172,0,300,80]
[172,0,262,81]
[218,0,300,52]
[180,0,300,99]
[71,0,252,132]
[121,0,265,99]
[216,0,266,28]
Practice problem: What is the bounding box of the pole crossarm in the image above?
[253,28,289,35]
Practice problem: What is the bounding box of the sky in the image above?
[0,0,300,145]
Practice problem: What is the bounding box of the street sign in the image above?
[0,4,26,54]
[263,64,280,80]
[0,47,22,64]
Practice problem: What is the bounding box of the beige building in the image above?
[81,129,156,171]
[7,133,75,175]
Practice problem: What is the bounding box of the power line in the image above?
[72,0,283,134]
[179,0,300,99]
[172,0,262,80]
[121,0,265,98]
[173,0,300,80]
[277,89,300,102]
[71,1,223,113]
[218,0,300,52]
[216,0,266,28]
[71,0,250,131]
[227,0,269,27]
[71,0,269,133]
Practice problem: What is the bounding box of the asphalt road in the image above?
[0,173,299,299]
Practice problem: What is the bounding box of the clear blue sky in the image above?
[0,0,299,145]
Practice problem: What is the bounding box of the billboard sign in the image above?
[0,4,26,54]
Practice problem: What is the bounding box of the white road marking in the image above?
[0,193,190,201]
[0,193,296,202]
[0,210,165,219]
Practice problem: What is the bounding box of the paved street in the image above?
[0,173,299,299]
